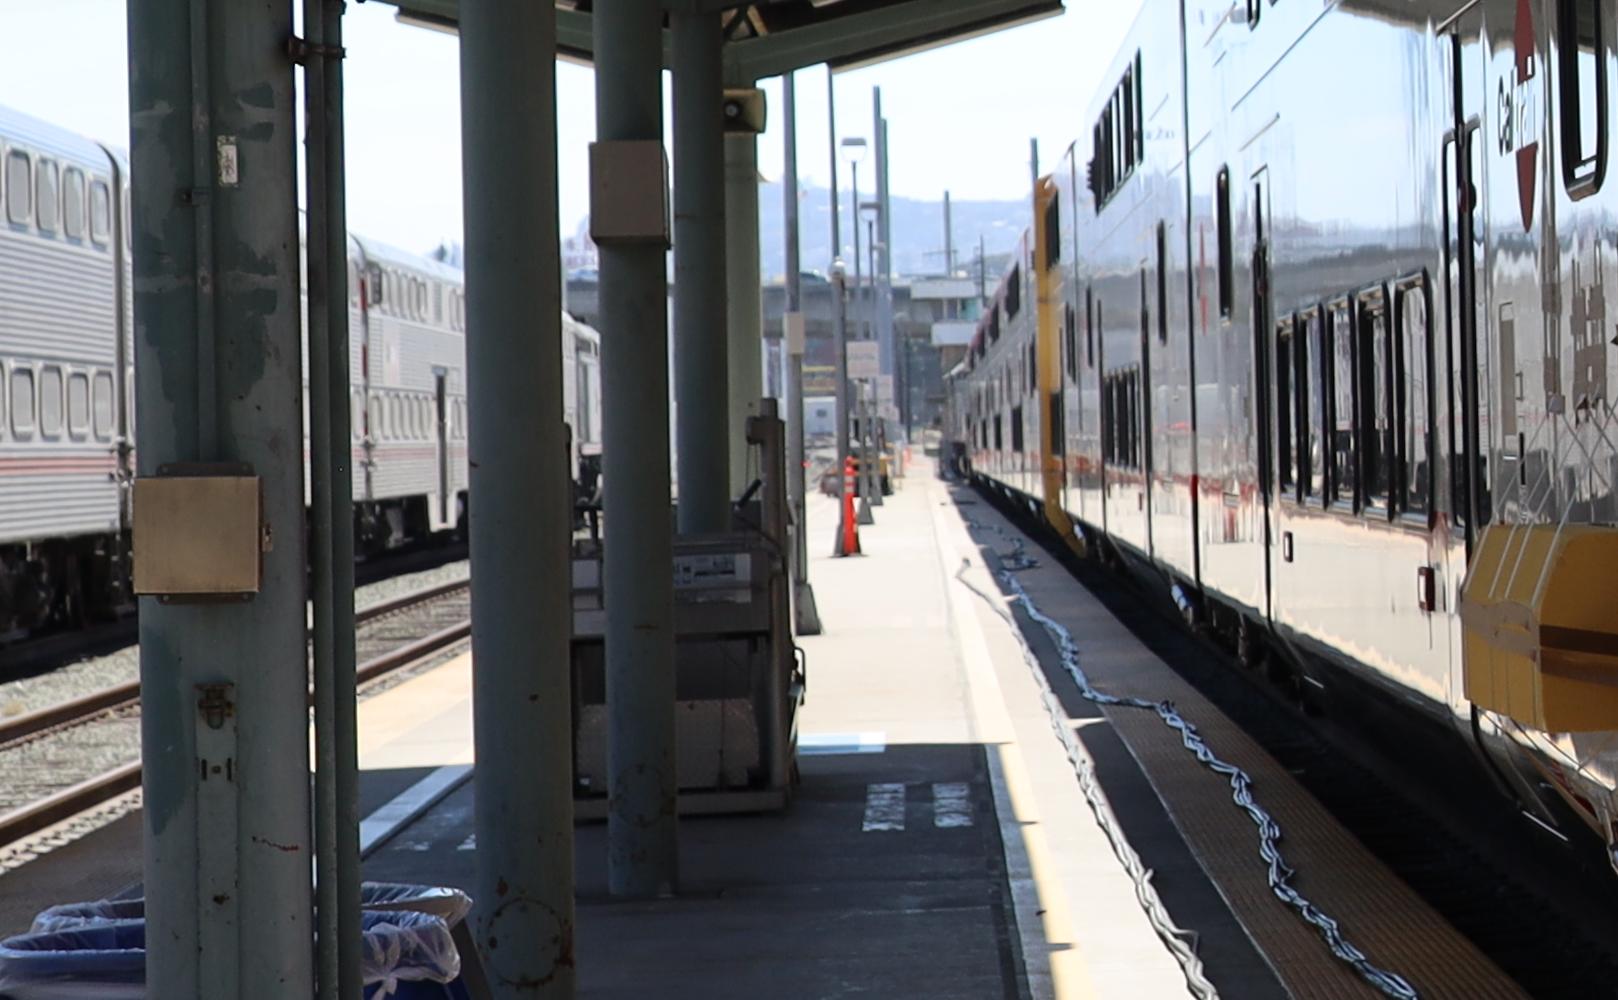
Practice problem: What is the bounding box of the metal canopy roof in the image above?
[386,0,1065,80]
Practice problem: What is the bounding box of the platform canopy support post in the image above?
[592,0,680,899]
[725,72,765,498]
[459,1,577,995]
[782,71,822,633]
[128,1,314,996]
[672,7,731,535]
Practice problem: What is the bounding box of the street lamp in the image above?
[830,258,854,555]
[840,137,875,525]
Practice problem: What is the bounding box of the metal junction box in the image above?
[132,470,263,599]
[587,139,670,246]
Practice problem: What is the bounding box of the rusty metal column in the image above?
[725,75,764,497]
[128,0,313,996]
[592,0,679,898]
[459,2,575,995]
[671,8,729,534]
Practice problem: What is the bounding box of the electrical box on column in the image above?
[589,140,671,246]
[132,465,264,600]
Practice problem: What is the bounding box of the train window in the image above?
[1357,289,1393,512]
[39,366,63,438]
[1216,167,1233,318]
[93,372,115,440]
[35,160,59,235]
[63,169,85,240]
[6,150,31,226]
[1087,290,1097,367]
[994,414,1003,452]
[1006,266,1022,318]
[1276,317,1296,496]
[1028,341,1036,393]
[1330,299,1356,505]
[1559,0,1608,196]
[351,389,364,439]
[1396,276,1433,519]
[89,180,111,246]
[10,368,34,435]
[67,372,90,438]
[1302,307,1327,502]
[1011,406,1025,454]
[1156,222,1169,343]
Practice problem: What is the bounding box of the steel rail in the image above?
[0,580,469,748]
[0,608,470,853]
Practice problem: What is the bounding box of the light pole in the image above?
[840,136,873,526]
[830,258,853,555]
[864,217,883,508]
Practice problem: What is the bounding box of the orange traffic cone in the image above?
[834,455,862,556]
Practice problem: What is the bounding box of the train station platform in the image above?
[352,462,1234,999]
[0,457,1533,999]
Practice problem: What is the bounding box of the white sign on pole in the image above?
[876,375,895,403]
[847,342,880,379]
[880,404,900,423]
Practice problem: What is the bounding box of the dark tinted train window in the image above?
[1330,301,1356,505]
[1276,317,1295,496]
[1006,266,1022,318]
[1358,290,1393,511]
[1044,192,1062,265]
[6,150,31,225]
[1087,290,1096,367]
[1027,341,1037,393]
[1011,406,1025,453]
[1560,0,1608,196]
[1397,278,1433,518]
[1303,307,1327,502]
[1216,167,1233,318]
[1156,222,1169,343]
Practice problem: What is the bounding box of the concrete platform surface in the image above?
[360,460,1241,999]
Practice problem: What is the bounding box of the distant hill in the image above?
[759,183,1026,281]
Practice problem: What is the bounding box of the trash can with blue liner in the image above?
[1,908,466,999]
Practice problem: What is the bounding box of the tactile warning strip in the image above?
[961,502,1528,1000]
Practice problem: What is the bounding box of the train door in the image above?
[434,369,450,528]
[1442,11,1491,557]
[1252,169,1275,621]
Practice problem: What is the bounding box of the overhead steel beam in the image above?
[386,0,1064,77]
[727,0,1063,79]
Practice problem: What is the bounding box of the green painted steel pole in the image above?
[725,76,764,498]
[128,0,314,996]
[672,9,730,534]
[594,0,679,899]
[458,1,576,994]
[303,0,361,996]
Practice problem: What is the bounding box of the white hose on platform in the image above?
[957,517,1420,1000]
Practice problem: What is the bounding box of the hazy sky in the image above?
[0,0,1143,256]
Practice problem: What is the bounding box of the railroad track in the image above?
[0,580,471,858]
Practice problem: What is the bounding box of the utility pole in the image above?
[782,72,820,633]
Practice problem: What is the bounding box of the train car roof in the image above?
[353,235,464,283]
[0,103,121,173]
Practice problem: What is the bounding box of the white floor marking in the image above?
[800,731,887,756]
[861,782,907,832]
[358,764,474,857]
[932,782,974,828]
[457,834,476,852]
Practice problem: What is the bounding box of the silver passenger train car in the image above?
[0,103,602,641]
[950,0,1618,866]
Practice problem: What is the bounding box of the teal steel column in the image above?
[128,1,313,996]
[671,9,729,534]
[303,0,361,996]
[593,0,679,899]
[725,77,764,497]
[459,2,576,995]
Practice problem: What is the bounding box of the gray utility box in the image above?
[570,404,801,816]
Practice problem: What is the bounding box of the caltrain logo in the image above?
[1498,0,1540,232]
